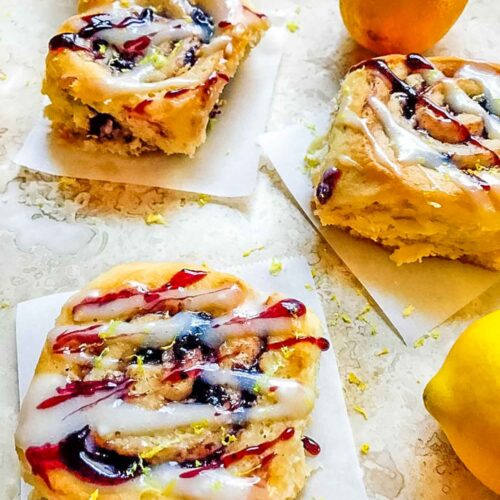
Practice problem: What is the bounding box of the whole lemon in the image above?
[339,0,468,54]
[424,311,500,494]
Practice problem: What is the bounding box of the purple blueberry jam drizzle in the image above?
[316,167,341,204]
[48,5,214,73]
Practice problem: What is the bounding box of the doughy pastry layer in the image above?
[43,0,268,156]
[15,262,328,499]
[313,54,500,270]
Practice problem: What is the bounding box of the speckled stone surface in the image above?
[0,0,499,498]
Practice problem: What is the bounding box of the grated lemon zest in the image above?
[376,347,389,356]
[145,213,166,225]
[269,258,283,276]
[286,21,299,33]
[197,194,211,206]
[243,245,264,257]
[89,490,99,500]
[348,372,366,391]
[360,443,370,455]
[402,305,415,318]
[354,405,368,420]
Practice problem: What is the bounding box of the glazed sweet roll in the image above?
[314,55,500,269]
[16,263,329,499]
[43,0,269,156]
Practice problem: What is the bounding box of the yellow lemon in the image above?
[423,311,500,494]
[339,0,468,55]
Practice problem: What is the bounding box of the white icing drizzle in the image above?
[17,365,313,447]
[50,311,301,351]
[441,78,500,139]
[368,96,483,190]
[73,284,244,321]
[336,93,402,174]
[456,64,500,116]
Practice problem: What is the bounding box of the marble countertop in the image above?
[0,0,499,498]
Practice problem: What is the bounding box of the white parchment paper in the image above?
[16,256,367,500]
[259,126,500,345]
[13,27,284,198]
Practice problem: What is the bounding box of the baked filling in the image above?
[16,264,327,499]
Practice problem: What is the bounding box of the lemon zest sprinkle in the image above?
[280,346,294,359]
[145,213,166,225]
[353,405,368,420]
[99,320,121,339]
[94,347,110,370]
[286,21,299,33]
[198,194,212,206]
[430,329,441,340]
[402,305,415,318]
[376,347,389,356]
[242,245,264,257]
[212,480,223,492]
[304,283,313,291]
[348,372,367,391]
[269,258,283,276]
[89,490,99,500]
[413,335,428,348]
[341,312,352,324]
[360,443,370,455]
[140,444,165,460]
[0,300,10,309]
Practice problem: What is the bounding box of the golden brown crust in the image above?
[314,54,500,270]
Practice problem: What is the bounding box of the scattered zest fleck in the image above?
[212,480,223,492]
[348,372,366,391]
[304,283,313,291]
[99,320,120,339]
[376,347,389,357]
[413,335,428,349]
[360,443,370,455]
[286,21,299,33]
[93,347,110,369]
[269,258,283,276]
[0,71,7,81]
[221,433,237,446]
[402,305,415,318]
[89,490,99,500]
[280,346,294,359]
[140,444,165,460]
[145,213,166,225]
[0,300,10,309]
[198,194,212,206]
[242,245,264,257]
[429,329,441,340]
[341,312,352,324]
[354,405,368,420]
[192,420,209,435]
